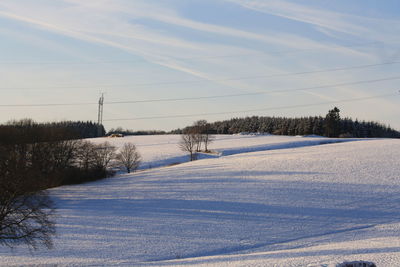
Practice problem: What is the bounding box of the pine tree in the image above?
[324,107,341,137]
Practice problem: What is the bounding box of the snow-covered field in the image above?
[89,134,359,169]
[1,135,399,266]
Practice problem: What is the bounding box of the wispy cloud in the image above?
[0,0,345,94]
[224,0,400,42]
[0,0,399,128]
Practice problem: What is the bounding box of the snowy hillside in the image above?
[89,134,358,169]
[1,135,399,266]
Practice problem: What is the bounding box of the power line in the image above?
[106,61,400,89]
[0,40,385,65]
[103,92,399,121]
[104,76,400,104]
[1,61,399,91]
[1,75,399,107]
[0,102,96,107]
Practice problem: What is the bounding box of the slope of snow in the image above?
[89,134,359,169]
[0,136,399,266]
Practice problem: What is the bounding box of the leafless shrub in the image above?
[76,141,116,171]
[76,141,96,171]
[93,142,116,170]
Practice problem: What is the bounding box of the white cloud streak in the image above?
[0,0,398,128]
[224,0,400,42]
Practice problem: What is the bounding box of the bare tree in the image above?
[192,121,204,152]
[0,145,55,249]
[194,134,202,152]
[200,121,214,152]
[93,142,116,170]
[0,121,117,250]
[179,132,197,161]
[116,143,141,173]
[76,141,96,171]
[192,120,214,152]
[0,190,55,249]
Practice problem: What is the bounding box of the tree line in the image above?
[172,108,400,138]
[2,119,106,139]
[107,127,166,136]
[0,119,141,249]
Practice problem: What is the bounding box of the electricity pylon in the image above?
[97,93,104,136]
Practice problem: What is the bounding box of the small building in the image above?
[109,133,124,138]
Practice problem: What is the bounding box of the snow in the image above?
[89,134,359,169]
[0,135,399,266]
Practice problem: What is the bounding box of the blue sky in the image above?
[0,0,399,131]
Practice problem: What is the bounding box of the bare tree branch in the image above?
[116,143,141,173]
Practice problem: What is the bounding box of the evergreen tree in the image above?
[172,110,400,138]
[324,107,341,137]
